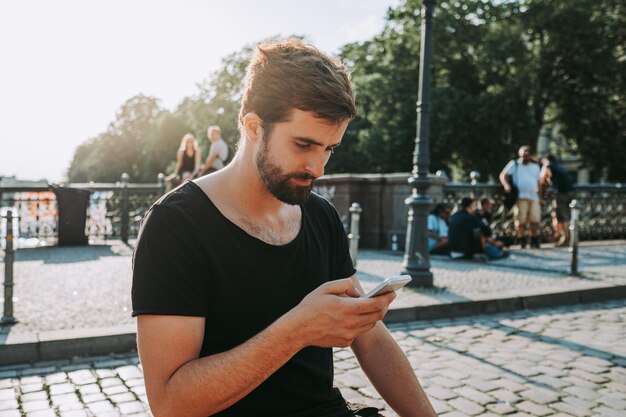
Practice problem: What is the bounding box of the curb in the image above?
[2,286,626,367]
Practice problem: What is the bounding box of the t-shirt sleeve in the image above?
[131,205,209,317]
[427,214,437,232]
[504,160,515,175]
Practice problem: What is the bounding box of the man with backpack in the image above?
[199,125,232,175]
[499,145,542,249]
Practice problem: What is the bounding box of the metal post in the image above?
[120,173,129,244]
[2,210,17,326]
[348,203,362,267]
[470,171,480,199]
[157,173,166,195]
[401,0,435,287]
[569,199,581,275]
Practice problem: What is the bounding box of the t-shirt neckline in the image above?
[184,180,305,249]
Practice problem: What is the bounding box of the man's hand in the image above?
[285,278,395,349]
[503,183,512,193]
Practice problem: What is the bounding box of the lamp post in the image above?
[401,0,435,287]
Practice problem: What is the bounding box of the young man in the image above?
[132,39,435,417]
[540,154,574,246]
[499,145,542,249]
[199,125,230,175]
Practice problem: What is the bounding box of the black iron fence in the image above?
[443,183,626,242]
[0,174,165,247]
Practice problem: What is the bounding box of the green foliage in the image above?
[67,1,625,182]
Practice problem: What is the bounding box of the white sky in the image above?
[0,0,400,182]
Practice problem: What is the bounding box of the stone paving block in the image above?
[117,401,146,415]
[20,376,42,385]
[533,374,571,390]
[431,376,464,389]
[492,378,527,393]
[94,370,116,379]
[429,398,452,414]
[488,389,521,404]
[44,372,67,385]
[591,406,624,417]
[102,384,128,396]
[21,399,50,413]
[26,410,56,417]
[0,399,18,411]
[116,366,143,382]
[562,395,596,410]
[448,398,484,416]
[551,401,591,417]
[85,400,115,413]
[0,389,16,401]
[0,410,20,417]
[108,392,136,404]
[129,385,146,397]
[80,393,106,404]
[453,387,495,405]
[564,385,602,400]
[335,371,368,389]
[50,393,80,406]
[463,378,498,393]
[0,380,14,389]
[573,361,609,374]
[425,386,458,401]
[49,383,75,396]
[78,384,100,395]
[564,374,603,390]
[598,395,626,410]
[20,383,44,394]
[21,391,47,402]
[515,400,553,416]
[519,388,561,405]
[605,381,626,393]
[486,401,517,415]
[67,370,97,385]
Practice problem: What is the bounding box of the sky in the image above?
[0,0,401,182]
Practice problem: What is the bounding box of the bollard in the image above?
[157,172,166,196]
[348,203,362,267]
[1,210,17,326]
[120,173,130,244]
[470,171,480,199]
[569,199,581,275]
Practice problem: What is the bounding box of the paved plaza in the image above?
[0,300,625,417]
[1,241,626,415]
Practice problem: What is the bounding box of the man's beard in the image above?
[255,138,316,205]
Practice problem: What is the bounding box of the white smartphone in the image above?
[362,275,412,298]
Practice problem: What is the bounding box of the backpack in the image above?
[220,143,235,166]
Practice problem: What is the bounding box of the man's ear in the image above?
[242,113,263,142]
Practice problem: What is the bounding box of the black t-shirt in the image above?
[448,209,491,257]
[132,181,357,417]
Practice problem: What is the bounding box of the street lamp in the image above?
[401,0,435,287]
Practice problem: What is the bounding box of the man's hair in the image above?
[460,197,474,209]
[480,198,492,207]
[239,38,356,135]
[546,154,557,163]
[431,203,450,216]
[519,145,531,154]
[208,125,221,136]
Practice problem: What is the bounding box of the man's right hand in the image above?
[284,278,395,349]
[503,184,511,193]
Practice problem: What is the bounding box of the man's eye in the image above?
[296,143,311,149]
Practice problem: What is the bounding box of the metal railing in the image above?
[442,182,626,242]
[0,173,166,247]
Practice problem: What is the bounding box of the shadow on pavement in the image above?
[14,244,132,264]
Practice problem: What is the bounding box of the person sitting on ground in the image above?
[427,203,451,254]
[166,133,201,187]
[476,198,506,249]
[448,197,507,261]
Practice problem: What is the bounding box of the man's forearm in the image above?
[150,316,302,417]
[352,323,437,417]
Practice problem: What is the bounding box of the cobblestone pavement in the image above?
[1,242,625,337]
[0,300,624,416]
